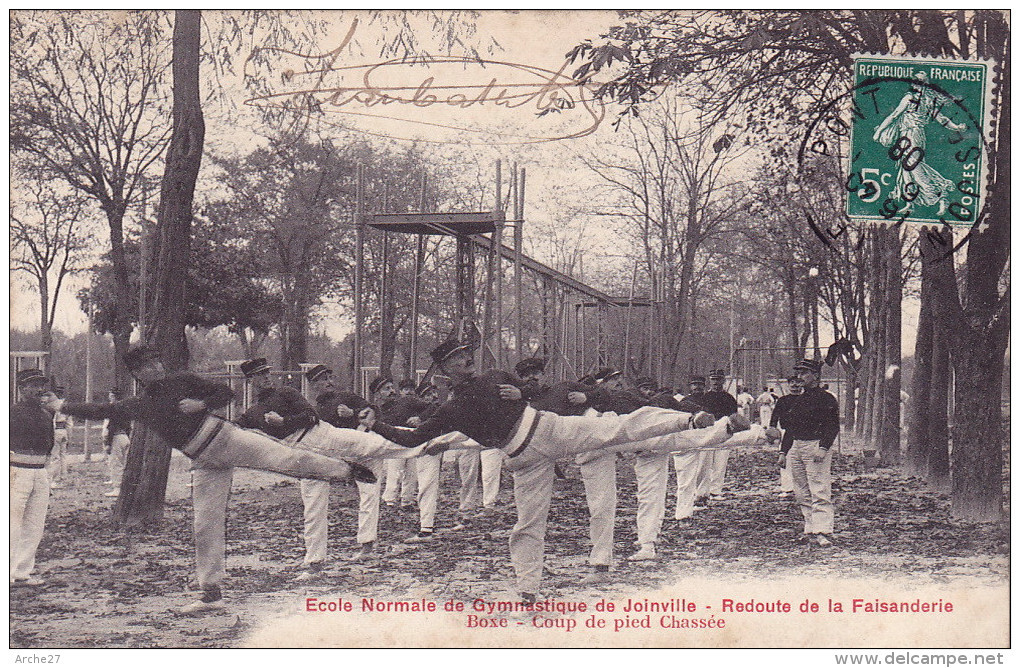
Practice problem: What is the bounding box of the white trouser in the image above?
[632,451,670,546]
[48,430,69,481]
[480,448,504,507]
[780,461,795,493]
[701,427,770,498]
[106,433,130,487]
[789,439,834,534]
[382,458,418,505]
[759,405,773,426]
[289,423,409,548]
[187,417,354,482]
[455,449,482,513]
[505,408,740,594]
[299,479,329,565]
[10,466,51,580]
[673,450,712,519]
[186,416,383,593]
[284,421,422,461]
[415,453,442,531]
[707,449,730,495]
[577,452,616,566]
[191,465,233,590]
[355,460,384,544]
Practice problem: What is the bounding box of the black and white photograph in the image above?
[8,9,1010,656]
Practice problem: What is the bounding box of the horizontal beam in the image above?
[578,298,654,308]
[362,212,502,236]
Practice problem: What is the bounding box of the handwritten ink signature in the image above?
[245,53,606,145]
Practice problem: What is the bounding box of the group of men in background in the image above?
[11,340,837,611]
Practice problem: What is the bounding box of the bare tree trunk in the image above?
[785,277,802,360]
[114,10,204,528]
[863,229,884,466]
[858,348,875,439]
[905,232,934,477]
[280,265,312,370]
[844,368,858,431]
[107,206,134,390]
[880,227,902,466]
[949,327,1006,520]
[927,312,951,491]
[907,229,953,487]
[939,12,1009,521]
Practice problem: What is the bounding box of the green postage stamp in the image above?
[846,54,993,228]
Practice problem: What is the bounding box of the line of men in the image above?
[12,341,844,613]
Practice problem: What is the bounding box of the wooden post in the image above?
[379,185,390,376]
[481,160,500,369]
[596,302,607,368]
[494,164,505,369]
[353,164,364,394]
[540,276,550,358]
[623,261,638,377]
[456,236,475,325]
[515,168,525,356]
[575,302,583,375]
[409,176,425,378]
[83,302,92,461]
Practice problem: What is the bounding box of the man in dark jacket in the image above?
[237,359,318,439]
[236,359,331,578]
[780,359,841,547]
[10,369,56,587]
[49,347,367,614]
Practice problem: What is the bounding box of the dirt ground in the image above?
[10,436,1010,649]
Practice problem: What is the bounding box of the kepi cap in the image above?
[123,346,160,372]
[369,376,393,396]
[514,357,546,377]
[430,339,474,366]
[240,358,272,377]
[635,376,657,390]
[305,364,332,382]
[16,368,48,386]
[793,358,823,374]
[594,367,622,384]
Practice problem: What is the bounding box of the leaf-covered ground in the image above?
[10,438,1009,649]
